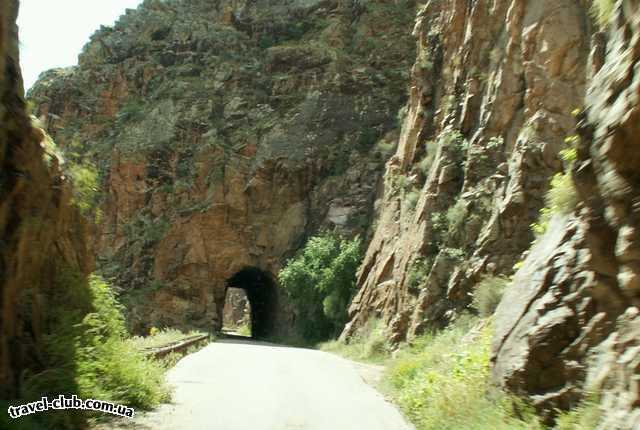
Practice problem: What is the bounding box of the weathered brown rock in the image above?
[492,0,640,423]
[342,0,592,342]
[586,307,640,429]
[0,0,92,399]
[30,0,416,335]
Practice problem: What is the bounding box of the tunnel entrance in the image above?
[224,267,277,339]
[222,288,252,337]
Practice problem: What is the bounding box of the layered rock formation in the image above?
[342,0,593,342]
[341,0,640,425]
[29,0,416,334]
[0,0,92,399]
[493,2,640,426]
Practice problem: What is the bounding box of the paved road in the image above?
[128,338,414,430]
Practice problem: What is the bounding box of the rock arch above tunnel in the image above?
[225,267,278,339]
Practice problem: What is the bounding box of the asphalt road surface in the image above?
[127,338,414,430]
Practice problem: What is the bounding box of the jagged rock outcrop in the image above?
[342,0,593,342]
[0,0,92,400]
[492,1,640,426]
[29,0,416,334]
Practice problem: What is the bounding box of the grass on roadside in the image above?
[382,315,544,430]
[236,324,252,337]
[129,328,206,351]
[322,313,601,429]
[319,318,391,364]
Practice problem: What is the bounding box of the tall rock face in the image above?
[29,0,416,334]
[342,0,593,343]
[492,1,640,426]
[0,0,91,399]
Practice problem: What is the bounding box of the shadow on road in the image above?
[217,333,309,350]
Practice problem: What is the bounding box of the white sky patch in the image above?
[17,0,144,91]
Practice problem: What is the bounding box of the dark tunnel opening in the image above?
[224,267,278,339]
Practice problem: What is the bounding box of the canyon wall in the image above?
[342,0,639,425]
[342,0,593,342]
[0,0,92,399]
[492,1,640,426]
[29,0,417,334]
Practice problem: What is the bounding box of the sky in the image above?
[17,0,145,91]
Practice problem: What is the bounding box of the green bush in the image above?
[591,0,615,26]
[278,233,363,342]
[555,395,601,430]
[531,172,578,236]
[383,315,544,430]
[376,140,396,157]
[471,276,510,317]
[446,198,468,235]
[407,258,430,293]
[117,99,145,122]
[418,141,437,176]
[406,189,421,211]
[20,271,168,429]
[531,143,579,236]
[73,276,168,409]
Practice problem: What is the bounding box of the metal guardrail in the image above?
[143,334,211,359]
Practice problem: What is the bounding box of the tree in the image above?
[278,233,363,342]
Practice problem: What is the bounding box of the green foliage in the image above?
[117,99,145,122]
[123,213,170,247]
[67,163,100,215]
[446,199,468,235]
[442,247,466,261]
[359,128,380,149]
[531,138,579,236]
[383,316,545,430]
[531,172,579,236]
[406,189,421,211]
[331,149,350,176]
[278,233,363,341]
[591,0,615,26]
[129,327,206,350]
[441,129,465,148]
[407,258,430,293]
[259,35,276,49]
[75,276,169,409]
[236,324,252,337]
[376,140,396,157]
[471,276,510,317]
[548,172,579,215]
[554,395,601,430]
[20,271,168,429]
[418,140,438,176]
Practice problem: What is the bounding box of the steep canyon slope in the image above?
[23,0,640,426]
[29,0,416,335]
[342,0,640,426]
[343,0,593,341]
[0,0,92,403]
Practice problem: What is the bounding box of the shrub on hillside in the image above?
[21,271,168,429]
[319,318,391,363]
[384,315,545,430]
[591,0,615,26]
[471,276,510,317]
[278,233,363,342]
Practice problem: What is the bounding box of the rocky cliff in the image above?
[342,0,593,342]
[493,1,640,426]
[342,0,640,425]
[25,0,640,424]
[0,0,92,400]
[29,0,417,335]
